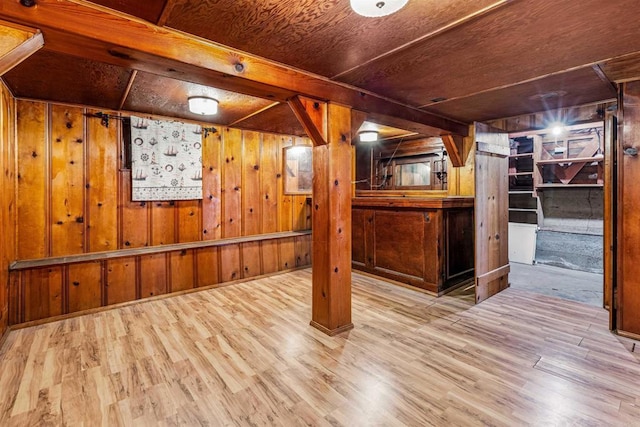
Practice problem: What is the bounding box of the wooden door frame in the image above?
[604,112,617,330]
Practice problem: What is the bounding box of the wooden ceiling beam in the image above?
[0,0,468,137]
[0,19,43,76]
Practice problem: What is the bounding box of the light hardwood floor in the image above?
[1,269,639,426]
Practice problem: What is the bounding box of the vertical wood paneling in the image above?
[106,257,137,305]
[139,254,167,298]
[261,241,279,275]
[170,250,195,292]
[151,201,176,245]
[351,209,366,266]
[293,196,308,230]
[177,200,200,242]
[196,247,219,287]
[119,172,149,248]
[68,261,102,313]
[220,245,241,282]
[242,242,261,278]
[16,101,301,259]
[17,101,47,259]
[23,267,63,322]
[202,131,222,240]
[8,272,20,325]
[87,108,118,252]
[242,131,262,236]
[279,237,296,270]
[223,128,242,238]
[295,234,312,267]
[11,100,310,325]
[261,134,279,234]
[423,210,443,285]
[50,105,85,256]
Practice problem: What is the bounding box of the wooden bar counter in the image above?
[352,196,474,295]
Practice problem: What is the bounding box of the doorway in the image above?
[505,121,605,307]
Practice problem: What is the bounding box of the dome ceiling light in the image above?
[350,0,409,17]
[359,130,379,142]
[188,96,219,115]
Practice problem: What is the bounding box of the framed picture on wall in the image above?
[283,145,312,194]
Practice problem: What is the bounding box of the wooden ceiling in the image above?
[2,0,639,137]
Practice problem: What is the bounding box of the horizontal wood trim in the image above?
[373,266,427,285]
[536,155,604,165]
[476,264,511,289]
[352,196,474,209]
[477,140,510,156]
[353,264,437,294]
[11,231,311,270]
[537,183,604,189]
[616,329,640,342]
[507,121,604,138]
[355,190,449,198]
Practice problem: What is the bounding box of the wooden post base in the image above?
[310,320,354,337]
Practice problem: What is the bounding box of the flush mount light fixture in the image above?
[350,0,409,17]
[359,130,379,142]
[188,96,218,115]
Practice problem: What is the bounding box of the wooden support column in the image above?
[289,96,353,335]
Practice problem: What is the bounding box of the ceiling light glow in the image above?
[548,121,566,137]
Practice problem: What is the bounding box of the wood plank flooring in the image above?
[1,269,639,425]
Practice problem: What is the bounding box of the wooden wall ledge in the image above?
[352,196,474,209]
[10,230,311,271]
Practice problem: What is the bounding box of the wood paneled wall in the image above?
[9,232,311,324]
[16,101,311,257]
[10,99,312,324]
[0,82,17,339]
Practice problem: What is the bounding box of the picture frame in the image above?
[283,145,313,194]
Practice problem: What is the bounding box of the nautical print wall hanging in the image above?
[130,116,203,201]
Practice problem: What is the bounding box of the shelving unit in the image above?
[536,125,604,187]
[509,136,539,225]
